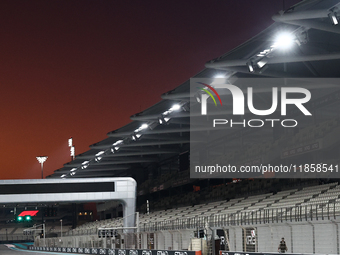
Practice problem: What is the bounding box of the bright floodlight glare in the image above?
[329,12,339,25]
[95,151,105,156]
[36,156,48,164]
[257,59,267,69]
[112,140,123,146]
[272,32,295,50]
[70,146,75,157]
[195,94,201,103]
[68,137,73,147]
[247,62,254,73]
[214,74,225,78]
[171,104,181,111]
[141,124,148,129]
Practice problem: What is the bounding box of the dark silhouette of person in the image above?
[278,237,288,253]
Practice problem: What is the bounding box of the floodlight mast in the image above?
[68,137,75,161]
[36,156,48,179]
[60,219,63,238]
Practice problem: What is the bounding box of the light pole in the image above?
[60,219,63,238]
[36,156,48,179]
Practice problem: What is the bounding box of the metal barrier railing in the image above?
[62,201,338,236]
[0,234,33,241]
[139,201,338,232]
[63,228,98,237]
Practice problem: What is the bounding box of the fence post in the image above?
[334,201,336,219]
[316,204,318,221]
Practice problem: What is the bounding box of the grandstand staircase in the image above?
[10,228,17,235]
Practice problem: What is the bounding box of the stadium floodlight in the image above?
[81,165,88,169]
[182,104,190,112]
[70,146,75,159]
[140,123,148,129]
[132,133,142,140]
[272,32,295,50]
[247,61,255,73]
[329,11,338,25]
[159,116,171,125]
[295,29,309,46]
[134,124,148,133]
[162,103,182,116]
[68,137,73,147]
[214,74,225,78]
[170,104,181,111]
[68,138,75,160]
[95,157,102,162]
[257,58,268,69]
[134,123,149,133]
[95,151,105,156]
[112,140,123,146]
[36,156,48,179]
[195,93,201,103]
[81,161,89,169]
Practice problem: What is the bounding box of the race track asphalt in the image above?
[0,244,69,255]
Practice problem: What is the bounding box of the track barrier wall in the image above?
[28,246,202,255]
[220,252,317,255]
[37,220,340,254]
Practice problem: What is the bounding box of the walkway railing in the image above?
[63,201,338,236]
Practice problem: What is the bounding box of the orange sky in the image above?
[0,0,300,179]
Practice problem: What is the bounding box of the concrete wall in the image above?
[225,220,339,254]
[42,219,340,255]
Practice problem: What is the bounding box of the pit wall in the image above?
[38,219,340,255]
[29,246,202,255]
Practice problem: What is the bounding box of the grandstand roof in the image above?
[48,0,340,179]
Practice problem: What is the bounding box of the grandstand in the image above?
[32,0,340,254]
[36,181,340,254]
[66,181,339,230]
